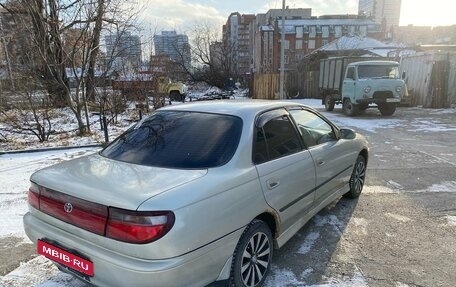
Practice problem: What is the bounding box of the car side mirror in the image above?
[402,71,406,80]
[340,128,356,140]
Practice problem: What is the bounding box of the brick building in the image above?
[222,12,256,77]
[252,14,382,73]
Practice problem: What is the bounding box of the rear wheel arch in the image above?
[255,212,278,239]
[359,149,368,164]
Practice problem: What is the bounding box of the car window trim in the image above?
[253,107,304,165]
[287,107,341,147]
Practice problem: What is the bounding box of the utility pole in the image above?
[279,0,285,100]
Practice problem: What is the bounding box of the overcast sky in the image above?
[136,0,454,35]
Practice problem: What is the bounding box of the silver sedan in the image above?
[24,100,368,287]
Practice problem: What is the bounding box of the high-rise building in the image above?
[358,0,402,33]
[153,31,191,69]
[222,12,256,77]
[104,32,142,67]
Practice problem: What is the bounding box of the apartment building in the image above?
[222,12,256,76]
[153,31,191,69]
[358,0,402,37]
[105,32,142,67]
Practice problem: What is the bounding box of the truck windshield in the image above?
[358,65,400,79]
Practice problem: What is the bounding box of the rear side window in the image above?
[101,111,242,169]
[253,115,301,164]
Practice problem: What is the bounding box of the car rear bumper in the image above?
[24,212,243,287]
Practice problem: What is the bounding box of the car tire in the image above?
[344,155,366,199]
[229,220,273,287]
[343,98,358,116]
[324,95,335,111]
[378,103,396,116]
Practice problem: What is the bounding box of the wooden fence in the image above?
[400,52,456,108]
[252,71,319,100]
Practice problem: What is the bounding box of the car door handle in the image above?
[317,159,326,166]
[267,180,280,190]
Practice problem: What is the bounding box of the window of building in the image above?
[322,26,329,38]
[335,26,342,37]
[296,39,303,50]
[309,26,316,38]
[296,26,303,38]
[308,39,316,50]
[283,40,290,50]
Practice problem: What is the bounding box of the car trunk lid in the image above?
[31,153,207,211]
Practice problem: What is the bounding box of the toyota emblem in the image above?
[64,202,73,213]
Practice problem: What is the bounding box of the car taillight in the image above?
[28,182,41,209]
[106,208,175,244]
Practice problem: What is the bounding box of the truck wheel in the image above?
[378,103,396,116]
[343,98,358,116]
[170,91,181,102]
[324,95,335,111]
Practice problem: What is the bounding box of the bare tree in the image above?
[0,71,54,143]
[0,0,140,135]
[166,21,237,88]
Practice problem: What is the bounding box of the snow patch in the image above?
[305,272,367,287]
[265,266,368,287]
[265,266,303,287]
[351,218,369,235]
[408,119,456,132]
[386,213,412,223]
[313,215,343,235]
[387,180,403,190]
[301,268,314,278]
[426,181,456,193]
[445,215,456,226]
[297,232,320,255]
[0,148,98,239]
[363,185,397,194]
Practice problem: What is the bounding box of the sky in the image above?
[136,0,455,35]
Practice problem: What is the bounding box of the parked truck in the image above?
[112,76,187,102]
[319,57,405,116]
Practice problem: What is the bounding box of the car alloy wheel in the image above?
[230,220,273,287]
[345,155,366,199]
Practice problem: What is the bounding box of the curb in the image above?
[0,144,103,155]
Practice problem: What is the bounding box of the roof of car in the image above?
[159,100,307,118]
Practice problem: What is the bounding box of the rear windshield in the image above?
[101,111,242,169]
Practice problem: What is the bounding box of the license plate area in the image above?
[38,239,94,277]
[386,98,400,103]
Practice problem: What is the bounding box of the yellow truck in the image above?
[112,75,187,103]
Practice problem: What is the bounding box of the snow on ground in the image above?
[288,99,406,132]
[0,148,98,239]
[408,118,456,132]
[297,232,320,255]
[0,256,85,287]
[265,267,367,287]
